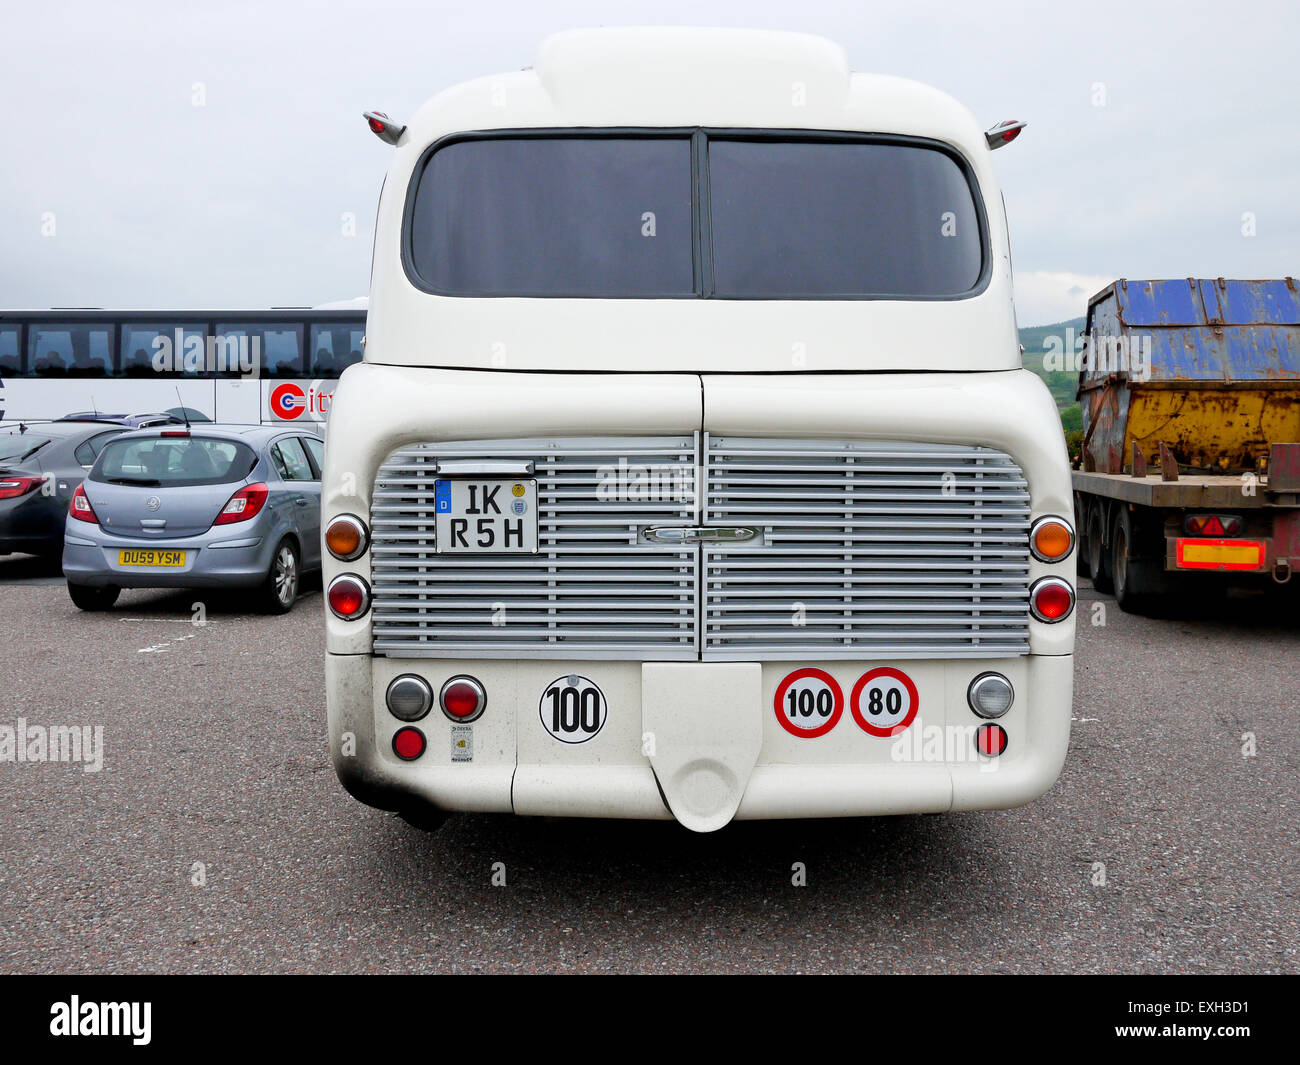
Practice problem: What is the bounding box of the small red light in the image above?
[160,430,190,438]
[1030,578,1074,622]
[441,678,484,719]
[69,483,98,523]
[213,482,269,525]
[392,726,426,761]
[1001,127,1021,143]
[0,475,46,500]
[976,723,1008,757]
[328,576,370,618]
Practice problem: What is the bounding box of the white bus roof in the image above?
[404,28,989,164]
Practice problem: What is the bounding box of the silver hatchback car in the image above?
[62,424,324,613]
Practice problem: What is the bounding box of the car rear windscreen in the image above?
[404,132,985,299]
[93,437,256,487]
[0,435,51,465]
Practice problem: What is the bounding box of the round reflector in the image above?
[968,673,1014,718]
[325,514,368,561]
[392,726,426,761]
[386,675,433,721]
[327,574,370,619]
[440,676,486,722]
[1030,516,1075,562]
[975,723,1008,757]
[1030,577,1075,622]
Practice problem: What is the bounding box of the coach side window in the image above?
[0,326,19,375]
[28,323,113,377]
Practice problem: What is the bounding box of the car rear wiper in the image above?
[105,476,163,486]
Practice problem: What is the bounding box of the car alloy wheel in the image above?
[274,543,298,607]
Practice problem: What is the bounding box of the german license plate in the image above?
[118,549,186,567]
[434,478,538,553]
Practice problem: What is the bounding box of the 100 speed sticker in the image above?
[539,674,608,744]
[773,668,845,738]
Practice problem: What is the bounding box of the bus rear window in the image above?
[707,139,984,298]
[407,136,695,297]
[404,132,985,301]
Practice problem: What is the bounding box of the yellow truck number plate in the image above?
[118,549,186,567]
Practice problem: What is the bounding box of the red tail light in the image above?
[213,482,269,525]
[439,676,487,722]
[327,574,371,619]
[1185,514,1242,537]
[0,475,47,500]
[976,723,1008,757]
[392,726,426,761]
[1030,577,1075,622]
[69,483,98,523]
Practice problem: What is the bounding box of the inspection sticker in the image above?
[451,725,473,762]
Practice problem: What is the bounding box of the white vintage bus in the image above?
[322,28,1076,832]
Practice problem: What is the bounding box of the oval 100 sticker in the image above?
[850,667,919,737]
[774,668,844,738]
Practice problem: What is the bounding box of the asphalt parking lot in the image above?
[0,552,1295,974]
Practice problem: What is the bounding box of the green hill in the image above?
[1018,316,1086,456]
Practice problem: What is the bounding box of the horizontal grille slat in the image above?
[369,435,699,659]
[703,436,1031,659]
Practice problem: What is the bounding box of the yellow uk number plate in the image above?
[118,549,186,567]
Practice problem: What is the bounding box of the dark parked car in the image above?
[62,424,325,613]
[0,421,131,557]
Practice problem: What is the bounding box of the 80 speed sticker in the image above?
[539,674,608,744]
[850,667,919,736]
[774,668,845,738]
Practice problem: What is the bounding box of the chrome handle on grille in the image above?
[641,525,759,545]
[433,459,534,477]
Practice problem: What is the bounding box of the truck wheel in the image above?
[1075,497,1093,578]
[1087,502,1112,593]
[259,538,300,614]
[67,582,120,611]
[1112,508,1168,614]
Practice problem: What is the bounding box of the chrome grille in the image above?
[703,436,1032,659]
[370,436,698,658]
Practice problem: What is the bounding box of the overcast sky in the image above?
[2,0,1295,325]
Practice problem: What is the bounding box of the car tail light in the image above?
[214,482,269,525]
[325,514,369,560]
[0,475,47,500]
[1030,516,1075,562]
[1030,577,1075,622]
[160,430,190,438]
[975,723,1008,757]
[69,483,98,523]
[1185,513,1243,537]
[968,673,1014,718]
[439,675,486,722]
[328,574,370,619]
[392,726,426,761]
